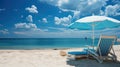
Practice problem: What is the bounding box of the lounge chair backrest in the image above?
[96,35,116,56]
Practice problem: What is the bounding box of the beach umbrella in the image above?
[69,15,120,48]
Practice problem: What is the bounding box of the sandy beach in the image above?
[0,45,120,67]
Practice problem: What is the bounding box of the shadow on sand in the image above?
[67,58,120,67]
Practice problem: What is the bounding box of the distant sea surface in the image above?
[0,38,119,49]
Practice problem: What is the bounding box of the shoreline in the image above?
[0,47,87,50]
[0,45,119,50]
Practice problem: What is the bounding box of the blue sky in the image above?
[0,0,120,38]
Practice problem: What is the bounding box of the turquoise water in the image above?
[0,38,119,49]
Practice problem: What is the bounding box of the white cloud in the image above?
[100,10,105,16]
[73,11,80,19]
[15,23,38,30]
[42,18,48,23]
[14,32,26,35]
[25,5,38,13]
[26,15,33,22]
[88,0,97,5]
[112,0,120,4]
[54,17,61,25]
[0,29,9,34]
[105,4,120,16]
[40,0,107,18]
[57,0,69,7]
[54,15,72,26]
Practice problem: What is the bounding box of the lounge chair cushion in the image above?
[84,48,95,52]
[68,51,87,55]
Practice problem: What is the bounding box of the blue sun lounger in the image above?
[68,50,87,56]
[86,35,117,63]
[67,35,117,63]
[67,49,88,60]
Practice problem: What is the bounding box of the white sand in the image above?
[0,45,120,67]
[0,50,71,67]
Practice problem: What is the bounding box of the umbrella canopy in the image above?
[69,16,120,30]
[69,16,120,48]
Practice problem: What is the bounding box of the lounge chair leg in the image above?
[98,59,103,63]
[97,58,103,63]
[94,56,103,63]
[113,57,117,62]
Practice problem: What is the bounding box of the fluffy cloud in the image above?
[42,18,48,23]
[0,29,9,34]
[99,10,105,16]
[25,5,38,13]
[54,15,72,26]
[40,0,107,18]
[26,15,33,22]
[0,25,9,34]
[54,17,61,25]
[14,32,26,35]
[105,4,120,16]
[73,11,80,19]
[111,0,120,4]
[15,23,38,30]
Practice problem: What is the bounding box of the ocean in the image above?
[0,38,119,49]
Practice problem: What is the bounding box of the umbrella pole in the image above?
[92,23,95,49]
